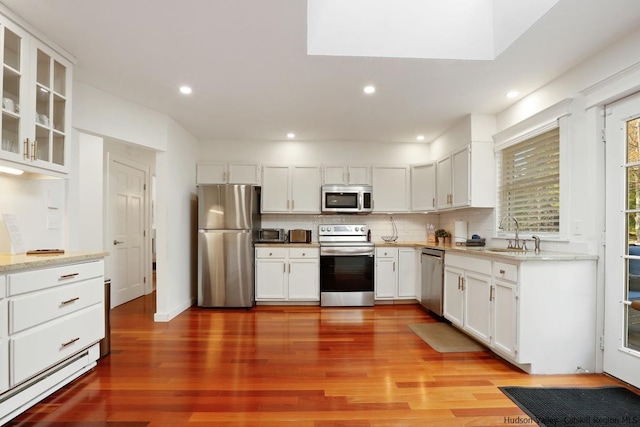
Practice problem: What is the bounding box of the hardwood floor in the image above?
[7,293,633,426]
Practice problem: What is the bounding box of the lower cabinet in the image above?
[375,247,417,300]
[1,258,105,424]
[443,254,492,344]
[0,274,7,394]
[255,247,319,302]
[444,252,597,374]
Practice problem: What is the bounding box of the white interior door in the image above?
[109,156,147,308]
[604,92,640,388]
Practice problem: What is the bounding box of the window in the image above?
[497,127,560,234]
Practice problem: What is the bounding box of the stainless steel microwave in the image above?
[321,185,373,214]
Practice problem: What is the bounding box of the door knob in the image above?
[113,240,124,245]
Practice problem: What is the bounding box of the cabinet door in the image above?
[372,166,410,212]
[255,259,287,300]
[411,163,436,211]
[197,163,226,184]
[29,41,72,174]
[397,248,417,298]
[436,156,452,209]
[288,259,319,300]
[0,21,30,166]
[323,165,347,184]
[451,146,470,207]
[375,249,397,299]
[493,279,518,358]
[347,166,370,184]
[291,166,320,213]
[443,267,464,326]
[463,272,492,344]
[261,166,290,212]
[0,275,7,393]
[228,163,260,184]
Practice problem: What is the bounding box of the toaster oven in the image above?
[257,228,286,243]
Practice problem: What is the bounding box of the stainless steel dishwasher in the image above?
[421,248,445,316]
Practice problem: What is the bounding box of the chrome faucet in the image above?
[499,215,521,249]
[532,235,541,253]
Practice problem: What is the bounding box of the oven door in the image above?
[320,246,374,293]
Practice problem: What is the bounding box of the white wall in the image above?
[73,81,199,322]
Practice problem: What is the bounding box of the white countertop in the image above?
[0,252,108,273]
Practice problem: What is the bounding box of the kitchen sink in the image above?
[483,247,528,253]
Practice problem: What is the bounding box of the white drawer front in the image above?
[445,253,491,275]
[375,248,397,258]
[8,260,104,296]
[9,277,103,334]
[255,247,288,259]
[493,261,518,283]
[10,304,104,386]
[288,248,319,259]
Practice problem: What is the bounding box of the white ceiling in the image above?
[2,0,640,144]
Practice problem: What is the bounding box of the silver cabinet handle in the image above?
[61,297,80,305]
[61,337,80,348]
[113,240,124,245]
[59,273,79,280]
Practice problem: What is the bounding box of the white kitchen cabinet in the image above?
[0,274,7,394]
[443,253,492,344]
[261,165,321,213]
[196,162,261,184]
[255,247,319,302]
[322,165,370,185]
[492,272,518,358]
[436,142,494,210]
[0,15,73,176]
[372,166,410,212]
[410,163,436,212]
[375,247,417,300]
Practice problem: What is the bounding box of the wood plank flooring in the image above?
[7,293,634,426]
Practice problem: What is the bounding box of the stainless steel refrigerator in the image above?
[197,184,261,307]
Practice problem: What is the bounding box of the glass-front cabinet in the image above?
[0,16,72,175]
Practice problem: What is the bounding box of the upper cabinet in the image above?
[372,166,410,212]
[0,15,72,176]
[261,165,321,213]
[197,163,261,184]
[322,165,371,185]
[410,163,436,212]
[436,141,494,210]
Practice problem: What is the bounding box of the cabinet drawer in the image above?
[9,277,103,334]
[493,262,518,283]
[375,248,397,258]
[255,247,288,259]
[8,260,104,296]
[289,248,318,259]
[445,253,491,275]
[10,304,104,387]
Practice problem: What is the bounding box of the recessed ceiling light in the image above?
[179,86,192,95]
[506,90,519,99]
[416,135,425,141]
[363,85,376,94]
[286,133,295,139]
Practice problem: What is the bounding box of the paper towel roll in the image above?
[454,221,468,243]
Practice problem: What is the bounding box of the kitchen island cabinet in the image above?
[0,253,105,425]
[443,250,597,374]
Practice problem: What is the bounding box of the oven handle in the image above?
[321,247,375,257]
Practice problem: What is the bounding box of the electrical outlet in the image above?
[573,220,583,235]
[47,214,61,230]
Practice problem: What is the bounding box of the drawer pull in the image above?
[59,273,80,280]
[499,269,506,274]
[61,337,80,348]
[61,297,80,305]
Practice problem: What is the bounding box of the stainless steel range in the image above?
[319,224,374,307]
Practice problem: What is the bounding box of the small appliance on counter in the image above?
[257,228,286,243]
[289,229,312,243]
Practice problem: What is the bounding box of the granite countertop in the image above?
[255,243,320,248]
[372,241,598,261]
[0,252,108,273]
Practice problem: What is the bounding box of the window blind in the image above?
[497,127,560,234]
